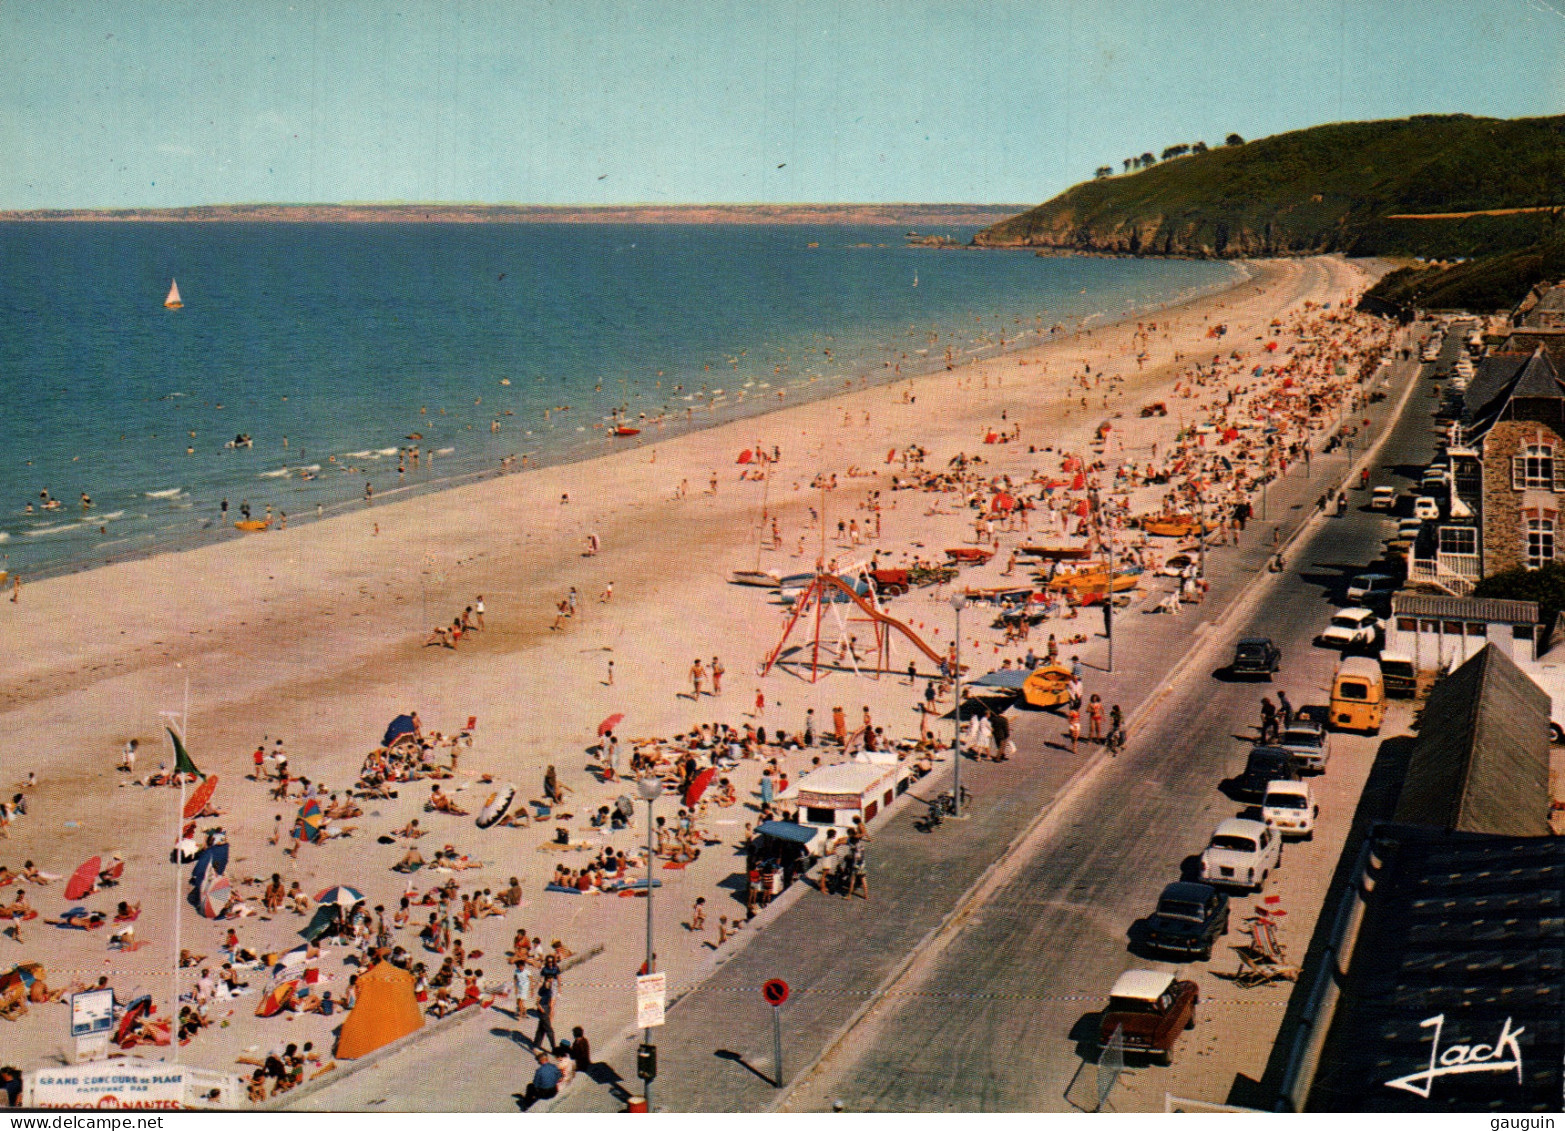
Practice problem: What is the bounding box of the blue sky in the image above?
[3,0,1563,209]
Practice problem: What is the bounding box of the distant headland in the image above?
[0,202,1028,226]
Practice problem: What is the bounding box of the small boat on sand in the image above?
[1018,543,1092,561]
[945,547,994,564]
[613,426,640,437]
[1139,515,1216,538]
[234,520,271,532]
[730,569,781,588]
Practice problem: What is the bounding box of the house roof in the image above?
[1509,347,1565,400]
[1305,824,1565,1112]
[1393,644,1550,836]
[1463,352,1529,424]
[1390,593,1540,625]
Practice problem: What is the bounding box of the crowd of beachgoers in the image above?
[0,257,1388,1106]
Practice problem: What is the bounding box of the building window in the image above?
[1397,617,1416,632]
[1527,515,1555,568]
[1465,621,1486,637]
[1438,526,1477,556]
[1513,444,1556,490]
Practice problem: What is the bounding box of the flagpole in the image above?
[165,666,189,1066]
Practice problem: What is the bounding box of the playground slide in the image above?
[816,574,947,667]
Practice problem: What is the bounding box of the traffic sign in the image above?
[761,978,790,1006]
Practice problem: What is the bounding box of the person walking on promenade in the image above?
[690,659,705,699]
[1068,706,1081,755]
[1087,694,1105,743]
[1277,690,1293,729]
[1260,696,1278,745]
[711,657,724,695]
[845,835,868,901]
[532,969,557,1051]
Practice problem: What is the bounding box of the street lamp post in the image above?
[949,593,966,819]
[637,776,661,1111]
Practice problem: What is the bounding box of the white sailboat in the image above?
[164,279,183,309]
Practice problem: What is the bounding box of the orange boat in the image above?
[1139,516,1216,538]
[945,548,994,565]
[234,519,271,532]
[1046,568,1141,595]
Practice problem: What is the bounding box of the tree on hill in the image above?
[1192,140,1208,154]
[1161,144,1191,161]
[1225,133,1245,146]
[1095,166,1113,179]
[1122,158,1133,173]
[1139,151,1156,166]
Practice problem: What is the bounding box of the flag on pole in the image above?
[168,726,203,779]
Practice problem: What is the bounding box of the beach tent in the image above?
[335,962,423,1059]
[382,715,417,747]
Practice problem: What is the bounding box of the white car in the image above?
[1320,607,1381,649]
[1276,717,1331,772]
[1199,817,1282,892]
[1413,496,1440,521]
[1369,486,1396,511]
[1396,518,1425,540]
[1262,780,1318,839]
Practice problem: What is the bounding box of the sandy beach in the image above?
[0,253,1379,1094]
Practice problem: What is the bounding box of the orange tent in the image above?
[335,962,423,1059]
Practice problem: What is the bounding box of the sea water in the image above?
[0,222,1241,577]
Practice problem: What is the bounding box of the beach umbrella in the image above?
[0,963,43,994]
[991,492,1016,514]
[476,784,515,830]
[295,799,323,844]
[314,885,365,909]
[182,774,219,820]
[683,767,715,809]
[190,841,229,889]
[115,995,153,1044]
[64,856,101,901]
[256,979,299,1018]
[597,713,625,737]
[736,449,753,464]
[199,874,232,919]
[382,714,417,747]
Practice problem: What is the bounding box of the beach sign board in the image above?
[28,1063,186,1109]
[70,987,114,1037]
[635,972,666,1028]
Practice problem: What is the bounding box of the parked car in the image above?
[1380,650,1417,698]
[1319,607,1381,650]
[1199,817,1282,892]
[1262,780,1318,840]
[1142,881,1230,961]
[1275,719,1331,773]
[1230,636,1282,678]
[1232,744,1300,800]
[1369,486,1397,511]
[1098,969,1199,1067]
[1345,572,1398,605]
[1413,496,1441,521]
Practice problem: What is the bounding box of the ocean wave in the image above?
[26,522,83,536]
[98,510,124,521]
[144,487,185,498]
[299,463,321,472]
[434,447,454,455]
[346,450,375,459]
[376,447,399,456]
[259,468,291,478]
[0,532,9,542]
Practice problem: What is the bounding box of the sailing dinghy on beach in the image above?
[164,279,183,309]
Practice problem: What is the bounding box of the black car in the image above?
[1143,882,1231,960]
[1231,745,1300,802]
[1230,636,1282,678]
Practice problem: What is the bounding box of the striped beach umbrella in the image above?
[313,885,365,908]
[295,799,324,843]
[199,874,232,919]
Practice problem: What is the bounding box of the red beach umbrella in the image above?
[991,492,1016,514]
[597,713,625,737]
[183,774,219,820]
[736,450,753,464]
[64,856,101,901]
[683,767,715,808]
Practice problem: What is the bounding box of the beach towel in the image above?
[544,884,584,895]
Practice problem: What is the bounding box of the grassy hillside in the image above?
[1364,232,1565,312]
[978,114,1565,259]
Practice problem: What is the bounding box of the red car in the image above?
[1099,969,1199,1066]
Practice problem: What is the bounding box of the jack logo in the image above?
[1383,1013,1525,1099]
